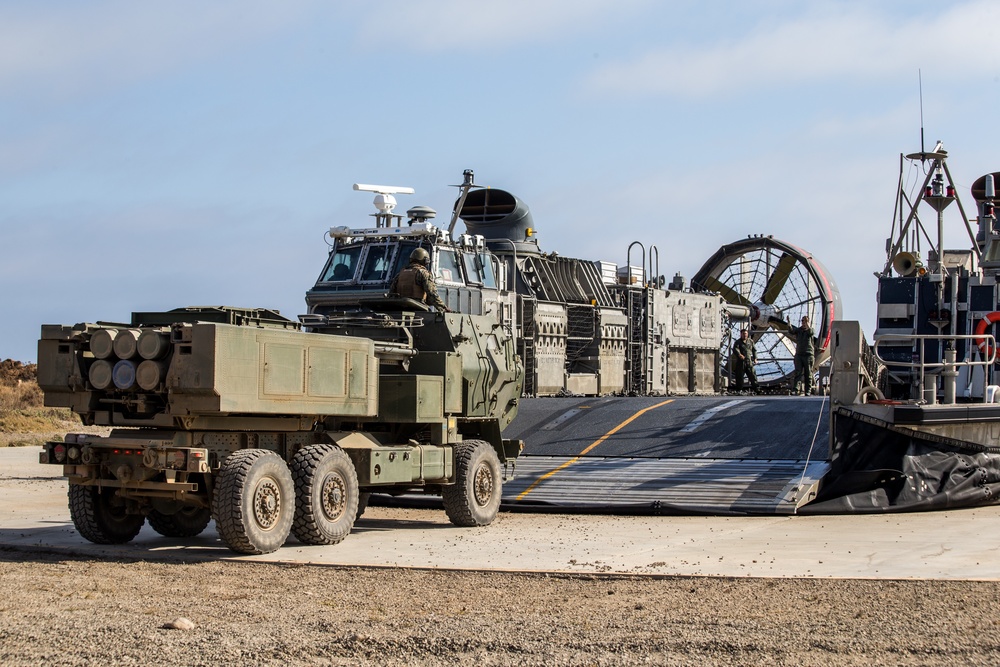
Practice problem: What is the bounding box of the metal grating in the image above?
[504,455,830,515]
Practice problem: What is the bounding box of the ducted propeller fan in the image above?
[692,236,842,387]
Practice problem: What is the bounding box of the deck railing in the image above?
[872,333,996,404]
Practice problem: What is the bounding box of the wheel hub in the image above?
[253,478,282,531]
[321,474,347,521]
[472,463,494,507]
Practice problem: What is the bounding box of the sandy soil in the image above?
[1,549,998,666]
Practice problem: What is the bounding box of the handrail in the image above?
[484,237,518,335]
[626,241,645,286]
[648,245,660,288]
[873,333,996,368]
[872,333,996,403]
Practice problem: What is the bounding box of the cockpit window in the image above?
[322,245,362,282]
[463,251,497,288]
[393,242,419,277]
[481,253,497,288]
[359,244,396,283]
[435,249,464,285]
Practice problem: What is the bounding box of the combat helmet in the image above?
[410,247,430,266]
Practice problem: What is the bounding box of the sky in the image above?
[3,0,1000,363]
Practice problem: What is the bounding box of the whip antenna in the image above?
[919,69,925,155]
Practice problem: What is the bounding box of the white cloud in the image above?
[355,0,649,51]
[0,1,311,97]
[585,1,1000,98]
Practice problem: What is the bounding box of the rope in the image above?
[794,393,829,493]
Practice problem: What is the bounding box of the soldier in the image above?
[390,247,449,311]
[731,329,758,393]
[788,315,815,395]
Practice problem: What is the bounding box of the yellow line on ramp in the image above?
[515,399,674,501]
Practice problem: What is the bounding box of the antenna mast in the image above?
[919,69,925,155]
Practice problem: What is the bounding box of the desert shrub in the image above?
[0,359,36,385]
[0,360,43,411]
[0,381,44,412]
[0,359,94,445]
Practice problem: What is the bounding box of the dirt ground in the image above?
[1,549,998,666]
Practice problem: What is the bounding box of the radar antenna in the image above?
[353,183,415,228]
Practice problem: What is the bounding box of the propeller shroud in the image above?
[692,236,842,387]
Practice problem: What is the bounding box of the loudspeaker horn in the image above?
[892,252,923,277]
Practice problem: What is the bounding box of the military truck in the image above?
[37,305,522,555]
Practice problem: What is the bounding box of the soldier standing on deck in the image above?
[731,329,758,393]
[788,315,815,395]
[390,247,449,312]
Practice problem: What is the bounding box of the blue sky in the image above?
[3,0,1000,363]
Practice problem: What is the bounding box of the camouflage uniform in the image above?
[789,322,815,395]
[390,261,448,311]
[731,335,758,392]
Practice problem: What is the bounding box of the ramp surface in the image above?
[504,396,830,514]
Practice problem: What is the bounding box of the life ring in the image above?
[974,312,1000,361]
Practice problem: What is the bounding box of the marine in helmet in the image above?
[390,247,449,311]
[787,315,815,395]
[731,328,758,393]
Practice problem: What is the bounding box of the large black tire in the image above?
[291,444,358,545]
[212,449,295,555]
[442,440,502,527]
[148,506,212,538]
[68,483,145,544]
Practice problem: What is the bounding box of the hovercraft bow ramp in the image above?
[502,395,830,515]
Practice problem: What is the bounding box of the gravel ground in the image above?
[1,550,999,666]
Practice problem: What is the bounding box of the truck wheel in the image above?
[442,440,502,527]
[68,483,145,544]
[291,444,358,545]
[212,449,294,555]
[148,506,212,538]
